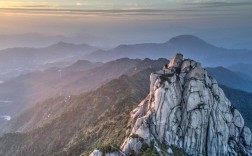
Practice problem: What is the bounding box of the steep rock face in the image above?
[121,54,252,156]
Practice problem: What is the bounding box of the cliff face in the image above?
[120,54,252,156]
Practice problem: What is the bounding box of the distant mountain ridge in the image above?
[1,34,252,80]
[0,58,168,131]
[0,41,98,80]
[228,63,252,78]
[206,66,252,92]
[85,35,252,67]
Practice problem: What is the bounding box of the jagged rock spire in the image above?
[120,53,252,156]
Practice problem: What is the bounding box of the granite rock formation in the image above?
[91,53,252,156]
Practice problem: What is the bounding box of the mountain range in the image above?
[0,35,252,156]
[1,57,251,130]
[228,63,252,78]
[0,58,168,130]
[0,55,251,156]
[1,34,252,81]
[0,42,98,80]
[206,67,252,92]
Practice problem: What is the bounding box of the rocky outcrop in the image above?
[120,53,252,156]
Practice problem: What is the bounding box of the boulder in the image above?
[233,109,244,128]
[242,126,252,146]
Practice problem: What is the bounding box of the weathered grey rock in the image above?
[120,53,252,156]
[185,63,205,80]
[229,123,240,140]
[233,109,244,128]
[181,59,191,73]
[242,126,252,146]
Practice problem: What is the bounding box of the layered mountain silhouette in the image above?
[0,58,168,131]
[1,57,251,130]
[0,55,251,156]
[206,67,252,92]
[0,42,98,80]
[228,63,252,78]
[1,34,252,81]
[0,34,251,156]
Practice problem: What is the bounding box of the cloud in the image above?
[18,5,54,8]
[0,3,251,18]
[184,2,252,8]
[0,8,163,14]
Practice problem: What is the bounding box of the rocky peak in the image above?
[167,53,183,68]
[91,53,252,156]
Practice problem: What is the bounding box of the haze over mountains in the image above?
[1,56,251,127]
[0,58,168,129]
[206,67,252,93]
[228,63,252,78]
[0,42,98,80]
[1,34,252,81]
[0,32,120,50]
[86,35,252,67]
[0,34,251,156]
[0,35,252,124]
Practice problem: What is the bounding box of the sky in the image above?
[0,0,252,49]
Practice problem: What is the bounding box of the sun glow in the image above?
[0,1,12,8]
[0,1,56,9]
[0,1,32,8]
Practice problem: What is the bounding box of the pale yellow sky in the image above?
[0,0,251,49]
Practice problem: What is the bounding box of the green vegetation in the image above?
[0,69,153,156]
[79,151,91,156]
[138,143,160,156]
[97,144,120,154]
